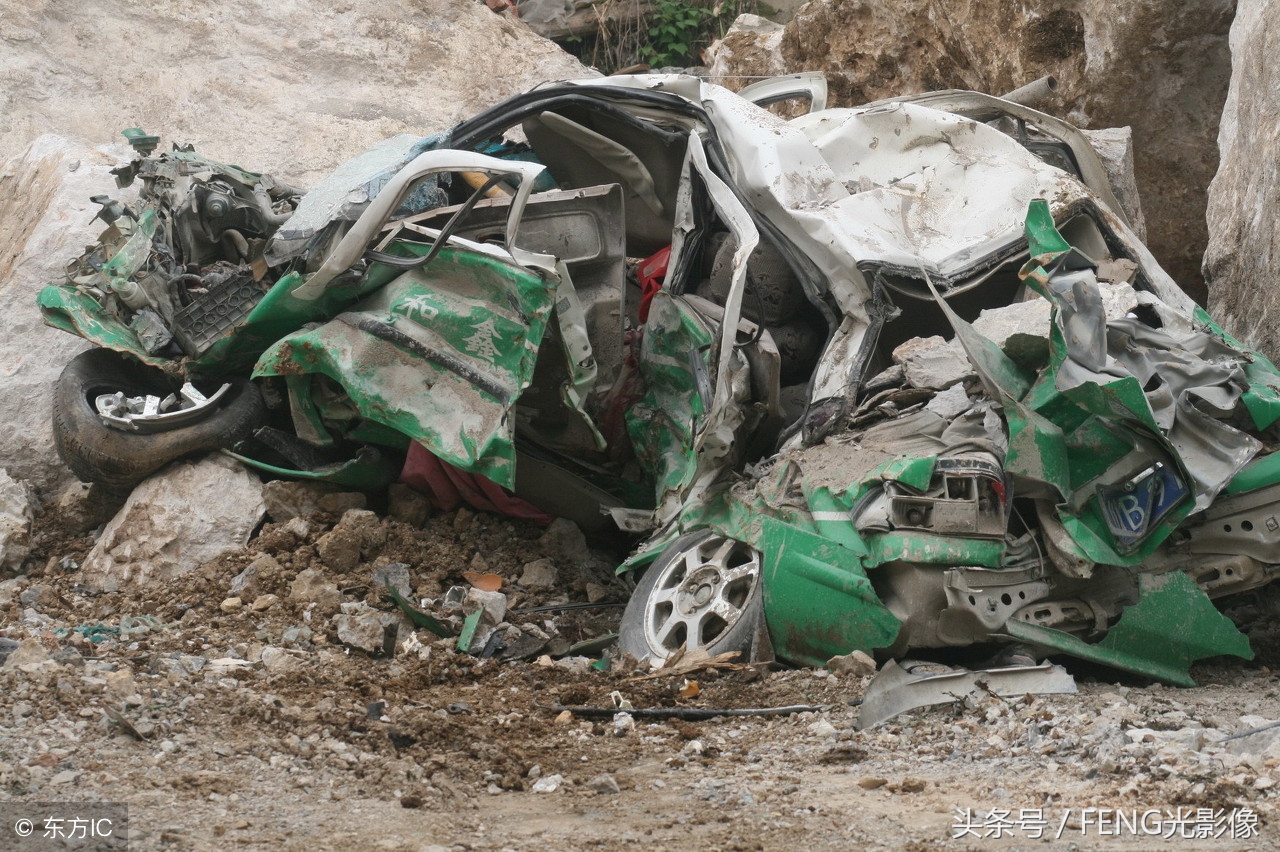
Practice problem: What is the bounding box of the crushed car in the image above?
[37,73,1280,690]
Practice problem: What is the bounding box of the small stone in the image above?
[387,484,430,527]
[554,710,574,725]
[519,558,557,588]
[281,626,314,645]
[105,669,136,698]
[231,554,281,597]
[531,774,565,793]
[826,650,877,677]
[250,594,279,612]
[333,602,398,655]
[260,647,300,673]
[400,794,424,809]
[891,335,971,390]
[584,582,609,603]
[808,719,838,739]
[49,769,81,786]
[229,564,259,597]
[898,778,926,793]
[289,569,342,611]
[538,518,590,566]
[858,777,888,790]
[587,773,620,794]
[17,583,53,609]
[372,563,412,598]
[316,529,360,573]
[463,589,507,624]
[1,639,50,670]
[262,481,363,522]
[220,597,243,613]
[282,517,312,540]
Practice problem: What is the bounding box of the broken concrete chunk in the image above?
[924,383,973,421]
[463,589,508,625]
[0,469,33,573]
[519,558,558,588]
[80,456,265,592]
[538,518,590,566]
[891,335,972,390]
[261,480,366,522]
[827,650,877,677]
[372,563,412,598]
[333,602,399,655]
[289,568,342,612]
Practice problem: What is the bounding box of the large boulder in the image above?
[706,0,1233,302]
[0,137,123,493]
[79,455,266,592]
[1204,0,1280,363]
[0,0,590,180]
[0,0,590,495]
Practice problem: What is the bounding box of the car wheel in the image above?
[619,531,764,664]
[53,348,266,493]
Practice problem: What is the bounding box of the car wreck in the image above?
[37,73,1280,697]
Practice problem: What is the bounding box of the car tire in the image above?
[52,348,266,493]
[618,530,764,665]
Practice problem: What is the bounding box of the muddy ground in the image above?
[2,499,1280,851]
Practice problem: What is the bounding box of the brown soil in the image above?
[1,504,1278,850]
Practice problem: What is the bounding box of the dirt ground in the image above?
[2,498,1280,851]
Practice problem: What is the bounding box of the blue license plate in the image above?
[1098,462,1188,553]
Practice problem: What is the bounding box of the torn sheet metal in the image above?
[857,660,1077,730]
[1006,572,1253,687]
[255,248,555,488]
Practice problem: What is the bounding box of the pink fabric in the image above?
[400,441,553,525]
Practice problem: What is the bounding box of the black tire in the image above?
[619,530,764,665]
[52,348,266,492]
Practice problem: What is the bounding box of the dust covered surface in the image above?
[1,505,1279,850]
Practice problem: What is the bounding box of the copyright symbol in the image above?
[14,819,33,837]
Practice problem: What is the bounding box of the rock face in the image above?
[80,456,266,592]
[0,470,34,573]
[707,0,1233,302]
[0,0,590,182]
[0,137,121,492]
[1204,0,1280,363]
[0,0,590,494]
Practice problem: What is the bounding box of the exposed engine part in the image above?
[96,381,232,433]
[63,139,300,358]
[170,265,267,357]
[882,453,1007,539]
[937,563,1055,644]
[1186,481,1280,563]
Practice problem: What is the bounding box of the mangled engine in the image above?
[64,138,302,359]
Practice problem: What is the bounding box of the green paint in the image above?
[759,517,900,668]
[456,609,483,653]
[1005,572,1252,686]
[221,447,398,489]
[385,586,452,638]
[254,245,556,489]
[1226,451,1280,495]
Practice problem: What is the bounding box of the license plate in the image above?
[1098,462,1188,553]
